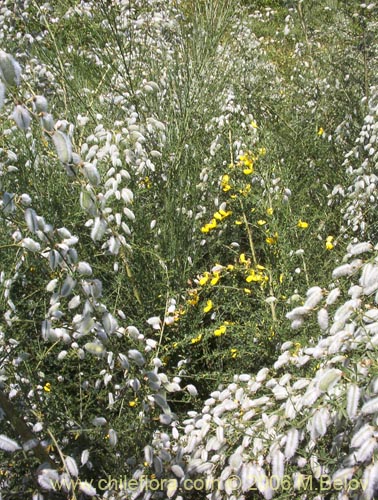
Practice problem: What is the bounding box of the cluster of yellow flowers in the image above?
[246,266,269,284]
[325,235,334,250]
[214,321,233,337]
[221,173,232,192]
[230,348,238,359]
[191,333,202,344]
[297,219,308,229]
[237,151,256,175]
[200,209,233,234]
[265,232,278,245]
[196,264,235,288]
[238,255,269,285]
[220,146,266,197]
[139,176,152,189]
[187,289,199,306]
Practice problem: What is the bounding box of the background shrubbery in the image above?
[0,0,378,499]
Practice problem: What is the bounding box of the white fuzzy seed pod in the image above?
[326,287,341,305]
[0,82,5,109]
[284,428,299,459]
[317,308,329,331]
[12,105,31,130]
[0,51,21,86]
[32,95,48,113]
[52,130,72,163]
[346,384,360,419]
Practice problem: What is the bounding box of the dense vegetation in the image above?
[0,0,378,498]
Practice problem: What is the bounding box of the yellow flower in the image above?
[199,272,210,286]
[325,235,334,250]
[191,333,202,344]
[239,253,248,264]
[257,220,266,226]
[292,342,301,357]
[318,127,324,136]
[139,176,152,189]
[250,120,258,129]
[244,288,252,294]
[240,184,251,196]
[211,273,220,286]
[230,348,238,359]
[246,268,267,283]
[187,290,199,306]
[266,207,273,216]
[129,398,138,407]
[214,209,232,221]
[43,383,51,393]
[238,151,255,174]
[246,273,256,283]
[203,300,213,313]
[221,174,231,192]
[227,264,235,271]
[297,219,308,229]
[266,232,278,245]
[200,219,217,233]
[235,220,243,225]
[214,325,226,337]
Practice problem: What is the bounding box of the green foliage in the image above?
[0,0,377,498]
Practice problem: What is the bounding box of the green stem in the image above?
[0,388,54,466]
[241,203,257,266]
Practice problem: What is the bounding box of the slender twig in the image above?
[31,0,68,115]
[0,389,54,466]
[241,202,257,266]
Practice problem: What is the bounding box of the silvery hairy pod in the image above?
[0,51,21,87]
[32,95,48,113]
[12,105,31,130]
